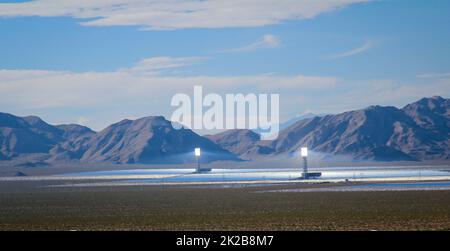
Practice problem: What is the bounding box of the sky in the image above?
[0,0,449,132]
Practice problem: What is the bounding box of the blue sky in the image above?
[0,0,449,131]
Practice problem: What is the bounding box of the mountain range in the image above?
[0,96,448,164]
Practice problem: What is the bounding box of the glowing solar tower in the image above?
[194,147,212,173]
[300,147,321,179]
[195,147,201,173]
[301,147,308,178]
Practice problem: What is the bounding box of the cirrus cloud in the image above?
[1,56,447,132]
[118,56,208,75]
[0,0,372,30]
[0,56,338,130]
[219,34,281,53]
[330,41,375,59]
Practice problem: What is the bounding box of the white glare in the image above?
[195,148,201,157]
[301,147,308,157]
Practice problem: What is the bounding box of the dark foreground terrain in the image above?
[0,181,450,230]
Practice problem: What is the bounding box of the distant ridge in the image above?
[0,96,448,164]
[205,129,262,160]
[80,116,237,163]
[0,113,237,164]
[207,96,449,161]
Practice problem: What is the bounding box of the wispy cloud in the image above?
[2,57,449,131]
[2,64,449,133]
[0,56,337,130]
[0,0,372,30]
[417,72,450,79]
[118,56,208,75]
[219,34,281,53]
[330,41,375,59]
